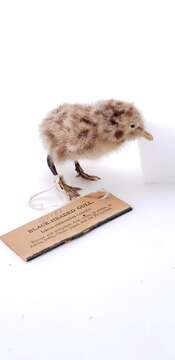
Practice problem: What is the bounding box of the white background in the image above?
[0,1,175,359]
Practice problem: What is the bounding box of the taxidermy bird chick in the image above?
[40,99,153,199]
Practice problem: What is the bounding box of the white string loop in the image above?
[28,176,60,210]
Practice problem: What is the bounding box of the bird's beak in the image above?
[137,126,154,141]
[143,130,154,141]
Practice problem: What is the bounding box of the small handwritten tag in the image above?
[0,190,132,261]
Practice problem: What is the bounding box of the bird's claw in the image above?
[75,161,101,181]
[58,176,82,200]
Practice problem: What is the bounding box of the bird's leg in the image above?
[74,161,101,181]
[47,155,82,200]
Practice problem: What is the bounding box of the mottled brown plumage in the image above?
[40,99,153,199]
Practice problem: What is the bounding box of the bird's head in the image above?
[123,104,153,142]
[99,100,153,143]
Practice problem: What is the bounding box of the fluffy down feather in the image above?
[40,99,153,162]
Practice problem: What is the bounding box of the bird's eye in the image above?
[130,123,135,128]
